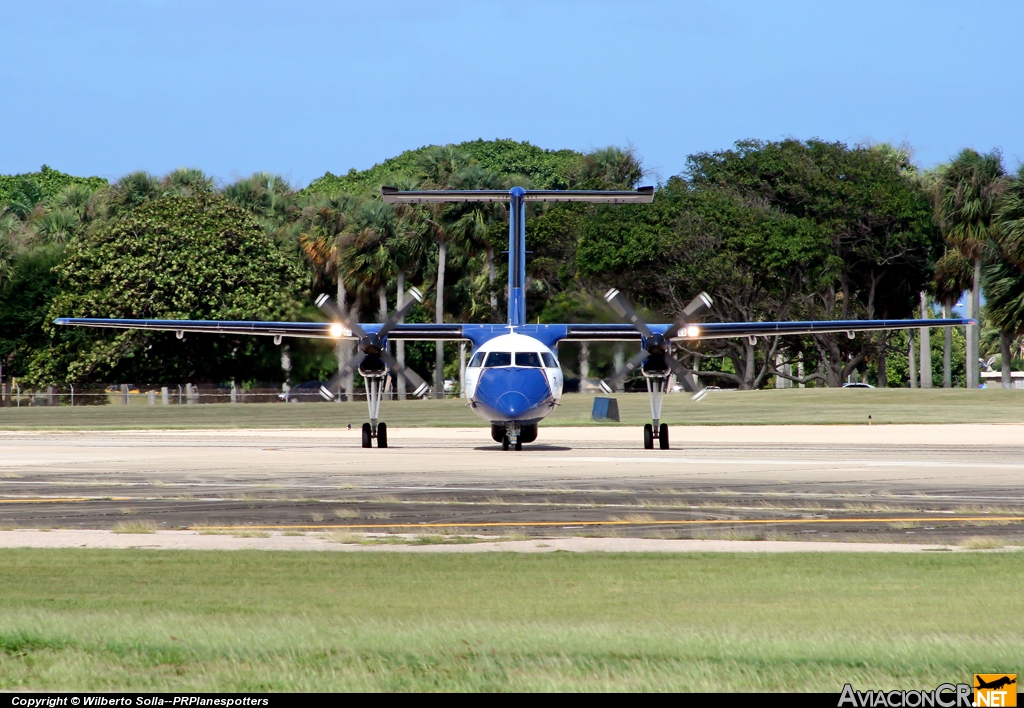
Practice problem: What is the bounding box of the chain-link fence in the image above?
[0,381,462,406]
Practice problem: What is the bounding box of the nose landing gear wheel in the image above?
[377,422,387,448]
[502,434,510,451]
[515,439,522,451]
[659,423,669,450]
[643,423,654,449]
[361,422,372,448]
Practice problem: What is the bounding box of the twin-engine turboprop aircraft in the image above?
[56,185,972,450]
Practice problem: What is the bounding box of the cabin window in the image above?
[541,352,557,368]
[484,352,512,367]
[515,352,543,367]
[468,351,485,368]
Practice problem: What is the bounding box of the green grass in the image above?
[1,388,1023,429]
[0,549,1020,691]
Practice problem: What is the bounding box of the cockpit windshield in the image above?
[468,351,485,367]
[515,352,542,367]
[541,352,557,368]
[484,352,512,367]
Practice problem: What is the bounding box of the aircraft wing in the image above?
[559,318,973,342]
[675,318,974,340]
[53,318,468,341]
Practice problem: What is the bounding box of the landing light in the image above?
[329,323,345,338]
[685,324,700,337]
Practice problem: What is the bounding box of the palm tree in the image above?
[382,175,431,399]
[985,166,1024,387]
[571,146,644,189]
[296,192,359,399]
[53,184,100,221]
[416,145,474,397]
[35,209,80,245]
[447,164,506,314]
[934,149,1007,389]
[164,168,215,196]
[932,249,973,387]
[340,201,403,321]
[222,173,296,234]
[105,171,165,217]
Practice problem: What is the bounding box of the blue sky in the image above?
[3,1,1022,187]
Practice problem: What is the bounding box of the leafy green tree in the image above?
[0,244,63,382]
[30,194,305,385]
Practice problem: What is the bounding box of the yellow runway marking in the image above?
[190,516,1024,531]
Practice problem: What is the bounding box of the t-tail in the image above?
[382,185,654,326]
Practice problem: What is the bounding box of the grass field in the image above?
[0,549,1020,691]
[1,388,1022,429]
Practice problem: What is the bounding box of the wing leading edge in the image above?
[55,317,973,343]
[563,318,973,341]
[52,318,466,341]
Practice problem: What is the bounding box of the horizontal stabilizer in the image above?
[381,186,654,204]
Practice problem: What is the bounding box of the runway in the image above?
[2,425,1023,546]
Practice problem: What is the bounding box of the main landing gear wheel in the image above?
[502,434,510,451]
[643,423,654,450]
[361,423,372,448]
[377,422,388,448]
[659,423,669,450]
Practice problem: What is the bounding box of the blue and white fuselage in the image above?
[463,332,563,426]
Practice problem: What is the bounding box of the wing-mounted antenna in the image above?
[382,186,655,325]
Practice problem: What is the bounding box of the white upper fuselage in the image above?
[464,333,563,425]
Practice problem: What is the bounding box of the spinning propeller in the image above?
[599,288,713,401]
[314,288,431,400]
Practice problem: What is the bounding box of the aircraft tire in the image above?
[491,424,506,443]
[643,424,654,449]
[377,422,388,448]
[659,424,669,449]
[361,423,372,448]
[515,439,523,451]
[502,435,510,451]
[520,424,538,444]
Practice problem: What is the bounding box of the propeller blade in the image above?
[604,288,652,338]
[681,291,713,321]
[319,351,367,400]
[599,349,651,392]
[664,351,707,401]
[314,293,367,339]
[376,286,424,339]
[379,349,430,398]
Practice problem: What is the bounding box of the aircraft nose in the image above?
[474,368,551,420]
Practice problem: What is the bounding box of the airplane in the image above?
[55,185,974,450]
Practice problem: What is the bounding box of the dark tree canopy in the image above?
[31,194,305,385]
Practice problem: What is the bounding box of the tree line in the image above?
[1,138,1022,396]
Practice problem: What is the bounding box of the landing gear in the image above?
[643,375,671,450]
[497,422,532,451]
[362,374,389,448]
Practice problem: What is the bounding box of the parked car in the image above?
[841,382,875,389]
[279,380,329,402]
